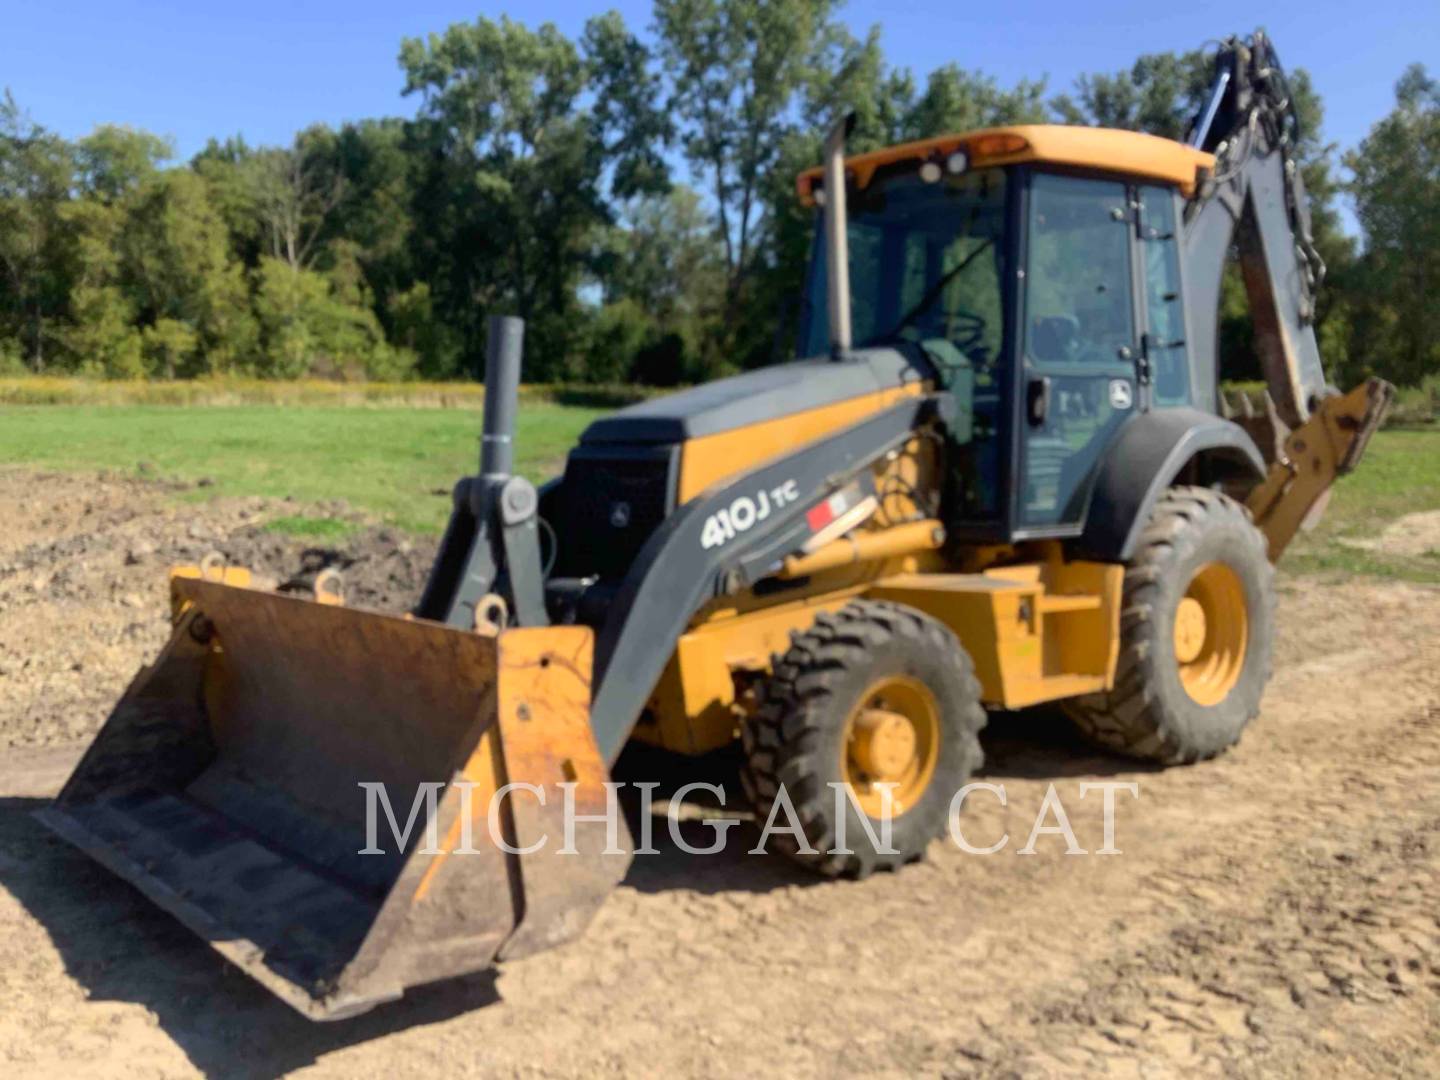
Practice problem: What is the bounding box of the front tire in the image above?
[1064,486,1275,763]
[741,600,986,877]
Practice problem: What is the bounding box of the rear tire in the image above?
[741,600,986,877]
[1064,485,1274,763]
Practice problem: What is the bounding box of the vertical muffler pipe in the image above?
[823,112,855,358]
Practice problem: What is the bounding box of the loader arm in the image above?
[589,393,932,762]
[1181,31,1392,558]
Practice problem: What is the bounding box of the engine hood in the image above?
[579,347,930,446]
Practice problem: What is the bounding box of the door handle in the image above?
[1026,376,1052,427]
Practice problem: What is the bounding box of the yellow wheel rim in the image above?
[1175,561,1248,706]
[841,676,940,818]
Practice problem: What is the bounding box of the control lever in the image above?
[1027,375,1052,427]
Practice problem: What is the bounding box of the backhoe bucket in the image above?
[37,576,629,1020]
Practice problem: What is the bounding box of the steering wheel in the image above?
[943,310,987,351]
[899,309,986,353]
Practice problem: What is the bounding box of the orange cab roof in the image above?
[796,124,1216,203]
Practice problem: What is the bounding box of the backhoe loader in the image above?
[40,31,1392,1019]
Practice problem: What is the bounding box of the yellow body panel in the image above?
[870,560,1122,708]
[638,540,1126,753]
[677,382,924,503]
[797,124,1216,203]
[641,557,918,752]
[643,591,857,752]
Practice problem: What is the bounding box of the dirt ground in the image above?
[0,466,1436,1078]
[1342,508,1440,559]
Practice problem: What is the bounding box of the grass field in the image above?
[0,375,649,409]
[0,403,605,532]
[1284,426,1440,583]
[1,403,1435,574]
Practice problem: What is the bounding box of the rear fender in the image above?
[1073,409,1266,562]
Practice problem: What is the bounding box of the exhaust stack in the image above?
[823,112,855,357]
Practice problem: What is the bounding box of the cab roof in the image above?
[796,124,1216,204]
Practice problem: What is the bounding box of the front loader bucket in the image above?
[37,577,629,1020]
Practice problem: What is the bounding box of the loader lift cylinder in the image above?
[416,314,549,629]
[1187,67,1231,149]
[481,314,524,478]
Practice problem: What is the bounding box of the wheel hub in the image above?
[1173,596,1208,664]
[1175,561,1249,706]
[850,708,918,781]
[842,676,941,818]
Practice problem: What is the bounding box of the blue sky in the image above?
[3,1,1429,177]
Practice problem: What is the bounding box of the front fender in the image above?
[1074,409,1265,562]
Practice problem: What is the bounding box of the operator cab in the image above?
[796,125,1213,543]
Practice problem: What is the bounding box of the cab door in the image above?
[1017,172,1140,530]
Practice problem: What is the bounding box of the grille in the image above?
[553,447,675,580]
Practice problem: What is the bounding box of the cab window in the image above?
[1138,185,1190,406]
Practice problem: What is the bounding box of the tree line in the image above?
[0,2,1435,390]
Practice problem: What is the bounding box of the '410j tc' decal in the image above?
[700,480,800,551]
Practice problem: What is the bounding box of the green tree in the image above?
[584,299,653,383]
[254,255,414,380]
[0,92,73,368]
[654,0,851,317]
[192,135,264,267]
[142,317,199,378]
[326,120,416,289]
[901,65,1047,140]
[754,42,1047,365]
[588,186,730,383]
[583,11,674,200]
[386,280,463,376]
[121,170,257,373]
[253,258,324,377]
[65,285,143,377]
[1345,65,1440,387]
[55,195,130,374]
[1051,50,1211,137]
[74,125,171,203]
[399,13,667,379]
[604,189,725,322]
[245,126,346,271]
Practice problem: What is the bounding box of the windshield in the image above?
[800,167,1008,368]
[799,166,1010,522]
